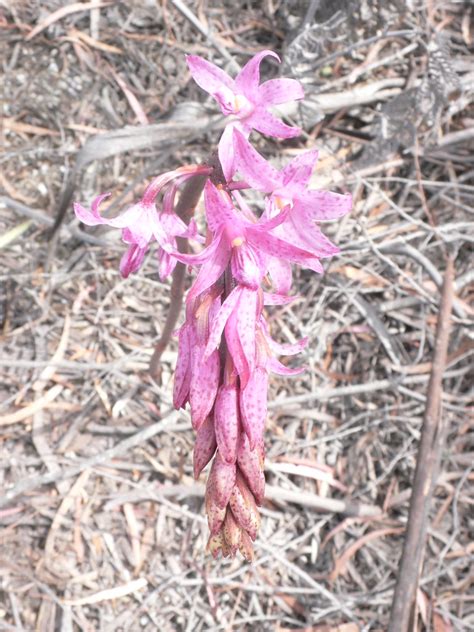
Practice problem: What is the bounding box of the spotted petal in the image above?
[233,129,280,191]
[251,107,301,139]
[186,55,234,95]
[281,150,318,189]
[257,77,304,105]
[193,416,217,479]
[235,50,280,100]
[214,385,240,464]
[240,367,268,450]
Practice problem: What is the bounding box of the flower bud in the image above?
[214,385,240,464]
[223,509,241,555]
[237,433,265,505]
[240,367,268,450]
[193,416,217,479]
[206,453,236,509]
[229,473,261,541]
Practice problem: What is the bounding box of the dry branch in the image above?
[388,257,455,632]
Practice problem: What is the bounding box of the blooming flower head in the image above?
[186,51,304,180]
[73,49,352,563]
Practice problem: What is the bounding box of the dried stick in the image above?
[149,173,208,380]
[388,257,455,632]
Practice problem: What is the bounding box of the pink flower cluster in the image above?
[74,51,351,561]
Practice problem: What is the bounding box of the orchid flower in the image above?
[187,51,304,180]
[74,166,210,278]
[231,129,352,292]
[172,180,325,301]
[233,129,352,222]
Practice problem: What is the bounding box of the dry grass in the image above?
[1,1,473,630]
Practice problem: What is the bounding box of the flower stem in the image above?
[149,172,209,381]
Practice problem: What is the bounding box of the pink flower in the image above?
[233,130,352,291]
[74,166,210,278]
[186,51,304,180]
[172,181,324,301]
[234,129,351,219]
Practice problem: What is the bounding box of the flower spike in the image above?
[73,49,351,562]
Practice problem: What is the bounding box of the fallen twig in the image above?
[388,257,455,632]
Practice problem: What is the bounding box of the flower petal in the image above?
[257,77,304,105]
[263,291,298,305]
[240,367,268,450]
[214,385,240,464]
[193,416,217,479]
[186,54,234,94]
[265,256,293,294]
[267,357,305,376]
[289,213,340,258]
[297,190,353,221]
[269,336,308,356]
[233,129,280,191]
[281,150,318,189]
[231,240,265,289]
[218,124,237,182]
[74,193,111,226]
[247,230,324,273]
[119,244,147,278]
[157,250,177,280]
[170,227,222,266]
[235,50,280,100]
[186,244,229,302]
[250,107,301,139]
[204,181,242,233]
[205,285,242,358]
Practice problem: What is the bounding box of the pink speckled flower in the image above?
[74,166,210,278]
[186,51,304,180]
[233,129,352,292]
[172,180,324,301]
